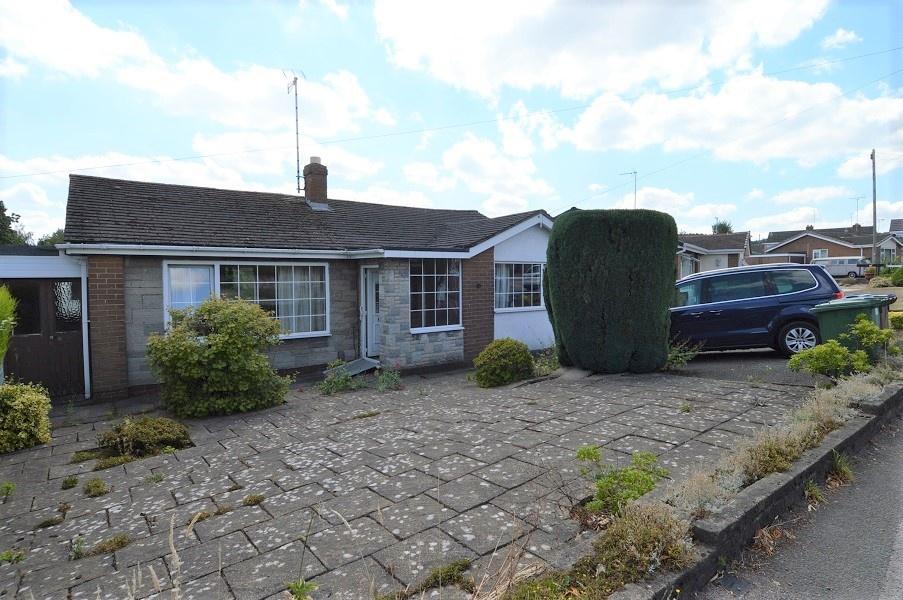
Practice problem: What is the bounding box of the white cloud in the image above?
[0,1,392,136]
[837,149,903,179]
[374,0,828,99]
[610,186,735,233]
[588,183,608,193]
[403,162,455,192]
[563,72,903,167]
[747,188,765,199]
[0,183,63,238]
[0,56,26,78]
[746,206,821,237]
[331,184,433,208]
[771,185,850,205]
[821,28,861,50]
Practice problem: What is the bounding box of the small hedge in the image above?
[473,338,534,388]
[546,209,677,373]
[0,382,51,453]
[98,416,191,457]
[891,312,903,330]
[788,339,871,379]
[147,298,290,417]
[891,268,903,287]
[869,276,893,288]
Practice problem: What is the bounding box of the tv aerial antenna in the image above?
[283,70,307,194]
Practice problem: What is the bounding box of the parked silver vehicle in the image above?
[811,256,867,279]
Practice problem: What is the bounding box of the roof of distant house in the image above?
[890,219,903,233]
[763,225,874,245]
[64,175,551,252]
[678,232,749,252]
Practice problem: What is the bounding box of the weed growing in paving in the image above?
[70,449,105,464]
[35,515,64,529]
[0,481,14,502]
[94,454,136,470]
[679,402,693,413]
[71,533,131,560]
[828,450,854,487]
[145,472,165,484]
[576,446,668,516]
[376,366,402,392]
[508,505,692,599]
[0,549,25,564]
[286,579,318,600]
[243,493,265,506]
[378,559,474,599]
[533,348,560,377]
[665,340,701,370]
[352,410,381,420]
[214,504,233,516]
[317,360,362,395]
[61,475,78,489]
[804,479,826,508]
[83,477,110,497]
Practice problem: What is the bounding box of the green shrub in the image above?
[577,446,668,515]
[546,209,677,373]
[890,313,903,330]
[891,268,903,287]
[97,416,191,457]
[869,276,893,288]
[788,339,871,379]
[0,481,14,501]
[376,367,402,392]
[473,338,534,388]
[0,382,51,453]
[664,340,701,370]
[147,298,290,417]
[532,348,560,377]
[0,285,16,371]
[543,268,570,367]
[840,313,899,361]
[317,360,361,395]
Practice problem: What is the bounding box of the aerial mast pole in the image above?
[289,76,301,194]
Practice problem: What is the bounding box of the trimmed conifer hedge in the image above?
[545,209,677,373]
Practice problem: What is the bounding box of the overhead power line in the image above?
[1,44,902,181]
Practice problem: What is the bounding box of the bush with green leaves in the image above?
[839,313,898,361]
[664,340,701,370]
[473,338,534,388]
[0,285,16,379]
[891,312,903,330]
[891,268,903,287]
[147,298,290,417]
[869,276,893,288]
[376,366,402,392]
[97,416,191,457]
[788,339,871,379]
[577,445,668,515]
[546,209,677,373]
[317,360,361,395]
[0,382,51,454]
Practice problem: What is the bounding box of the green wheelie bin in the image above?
[811,294,896,342]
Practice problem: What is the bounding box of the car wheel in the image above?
[847,271,858,279]
[778,321,820,356]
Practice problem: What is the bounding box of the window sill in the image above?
[410,325,464,335]
[279,331,331,340]
[495,306,546,314]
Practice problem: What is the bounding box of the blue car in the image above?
[670,264,845,356]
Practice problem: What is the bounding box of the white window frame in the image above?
[811,248,829,260]
[494,262,546,313]
[409,258,464,335]
[162,259,331,340]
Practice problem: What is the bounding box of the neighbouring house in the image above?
[676,232,751,278]
[1,158,556,401]
[759,224,903,264]
[890,219,903,235]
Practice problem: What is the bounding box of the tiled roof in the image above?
[678,232,749,251]
[64,175,550,252]
[764,226,874,245]
[890,219,903,233]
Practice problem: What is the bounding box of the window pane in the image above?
[221,283,238,299]
[295,298,311,318]
[277,266,293,283]
[169,267,191,305]
[411,310,422,328]
[436,291,448,309]
[311,315,326,332]
[310,266,326,282]
[310,282,325,299]
[703,273,766,303]
[169,265,212,310]
[675,281,701,307]
[259,282,276,301]
[424,293,435,310]
[277,300,293,317]
[448,292,459,309]
[436,310,448,326]
[220,265,238,282]
[424,276,436,293]
[53,280,82,332]
[448,260,460,276]
[277,281,292,300]
[298,315,312,333]
[297,266,310,282]
[448,307,460,325]
[411,293,422,310]
[239,282,256,300]
[311,299,326,315]
[424,310,435,327]
[770,270,816,294]
[411,276,422,293]
[239,266,256,283]
[259,300,276,315]
[258,266,276,283]
[423,259,436,275]
[279,317,293,334]
[410,260,422,275]
[7,280,41,335]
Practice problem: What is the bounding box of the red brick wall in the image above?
[770,236,863,262]
[87,255,128,400]
[463,248,495,363]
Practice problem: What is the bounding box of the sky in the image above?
[0,0,902,242]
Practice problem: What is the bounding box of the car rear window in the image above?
[702,272,767,303]
[767,269,816,294]
[675,281,701,307]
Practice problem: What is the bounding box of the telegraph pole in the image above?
[871,149,878,266]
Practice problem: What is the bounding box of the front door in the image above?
[363,268,380,357]
[2,278,85,398]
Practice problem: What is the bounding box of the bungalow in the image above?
[676,232,750,278]
[760,224,903,264]
[2,159,555,401]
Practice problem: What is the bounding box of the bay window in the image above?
[410,259,461,331]
[495,262,544,310]
[164,261,329,337]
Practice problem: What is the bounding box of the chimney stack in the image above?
[303,156,327,203]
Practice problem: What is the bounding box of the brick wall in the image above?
[87,255,128,400]
[463,248,494,362]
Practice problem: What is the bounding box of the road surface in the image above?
[697,412,903,600]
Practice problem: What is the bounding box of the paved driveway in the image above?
[0,370,804,599]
